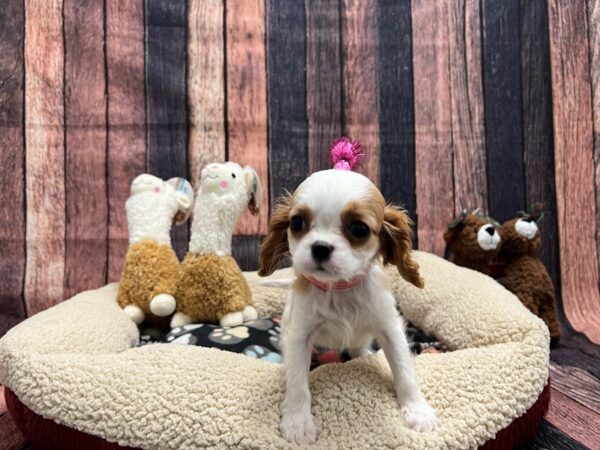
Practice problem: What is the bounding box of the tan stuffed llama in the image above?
[167,162,261,329]
[117,174,193,325]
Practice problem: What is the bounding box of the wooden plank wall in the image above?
[1,0,600,351]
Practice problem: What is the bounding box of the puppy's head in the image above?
[258,170,423,288]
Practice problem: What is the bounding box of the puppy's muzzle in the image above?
[311,241,333,264]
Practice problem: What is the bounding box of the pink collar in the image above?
[303,274,365,292]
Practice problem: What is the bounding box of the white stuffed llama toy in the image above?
[117,174,193,324]
[157,162,261,328]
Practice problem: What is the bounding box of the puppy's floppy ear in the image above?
[258,193,292,276]
[380,205,424,289]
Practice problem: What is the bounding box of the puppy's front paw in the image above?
[401,399,439,432]
[280,410,319,444]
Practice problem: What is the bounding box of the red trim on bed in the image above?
[4,379,551,449]
[4,387,137,450]
[480,378,551,450]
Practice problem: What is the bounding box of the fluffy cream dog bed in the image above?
[0,251,549,449]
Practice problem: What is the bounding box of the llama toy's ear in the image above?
[166,177,195,225]
[243,166,262,216]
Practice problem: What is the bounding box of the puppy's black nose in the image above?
[485,226,495,236]
[311,241,333,263]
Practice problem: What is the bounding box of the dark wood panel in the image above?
[306,0,342,173]
[521,0,561,300]
[449,0,488,214]
[23,0,66,315]
[547,388,600,450]
[376,0,416,221]
[231,236,260,272]
[146,0,188,259]
[482,0,525,221]
[411,0,454,255]
[267,0,308,201]
[226,0,269,235]
[523,419,587,450]
[64,0,108,297]
[548,0,600,344]
[106,0,147,282]
[187,0,226,187]
[0,0,26,331]
[341,0,380,184]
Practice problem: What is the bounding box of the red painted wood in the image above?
[411,0,454,255]
[341,0,380,185]
[448,0,487,214]
[548,0,600,344]
[64,0,108,297]
[106,0,146,282]
[23,0,66,315]
[546,388,600,450]
[588,0,600,301]
[0,0,26,333]
[550,362,600,415]
[226,0,269,236]
[188,0,226,187]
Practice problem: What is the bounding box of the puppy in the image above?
[258,169,438,444]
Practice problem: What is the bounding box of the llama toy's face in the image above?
[201,162,244,195]
[199,162,262,215]
[131,174,168,196]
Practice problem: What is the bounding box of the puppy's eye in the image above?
[349,221,370,239]
[289,215,306,233]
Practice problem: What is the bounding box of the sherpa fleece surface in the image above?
[0,251,550,449]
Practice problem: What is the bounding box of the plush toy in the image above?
[117,174,194,325]
[498,205,561,344]
[443,209,502,275]
[168,162,261,329]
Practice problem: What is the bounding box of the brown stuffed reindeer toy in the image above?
[443,209,502,276]
[498,204,561,345]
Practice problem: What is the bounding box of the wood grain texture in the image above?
[226,0,269,235]
[106,0,146,283]
[231,236,260,272]
[550,362,600,415]
[187,0,225,187]
[267,0,308,201]
[449,0,488,214]
[589,0,600,296]
[546,388,600,450]
[548,0,600,344]
[341,0,380,184]
[0,0,26,333]
[306,0,342,173]
[521,0,561,297]
[482,0,525,221]
[551,333,600,380]
[146,0,188,259]
[411,0,454,255]
[376,0,416,219]
[64,0,108,297]
[23,0,66,315]
[523,419,588,450]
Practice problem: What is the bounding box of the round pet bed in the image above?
[0,251,550,449]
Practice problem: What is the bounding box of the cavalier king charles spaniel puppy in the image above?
[258,168,438,444]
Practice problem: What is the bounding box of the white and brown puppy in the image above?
[258,169,438,444]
